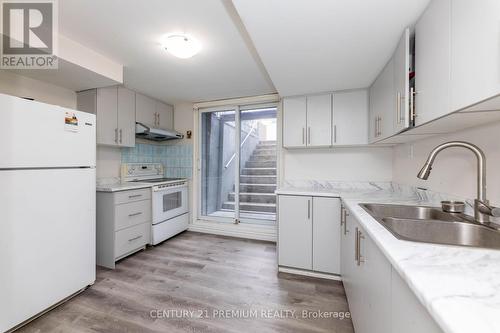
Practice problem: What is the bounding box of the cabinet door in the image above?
[450,0,500,111]
[117,87,136,148]
[362,227,392,333]
[278,195,312,270]
[96,86,118,146]
[415,0,451,126]
[306,94,332,147]
[312,197,341,274]
[391,269,444,333]
[135,93,157,127]
[283,97,307,148]
[156,101,174,130]
[378,57,396,140]
[369,57,395,142]
[340,206,353,286]
[344,215,366,333]
[393,28,410,132]
[333,90,368,145]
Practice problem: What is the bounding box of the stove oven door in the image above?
[152,184,188,224]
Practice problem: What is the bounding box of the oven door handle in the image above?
[153,184,188,192]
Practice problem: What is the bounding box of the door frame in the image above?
[191,96,280,240]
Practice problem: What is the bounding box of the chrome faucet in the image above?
[417,141,500,223]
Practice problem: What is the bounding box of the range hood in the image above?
[135,122,184,141]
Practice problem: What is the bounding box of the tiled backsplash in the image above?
[121,143,193,178]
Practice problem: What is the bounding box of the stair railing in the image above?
[224,122,257,169]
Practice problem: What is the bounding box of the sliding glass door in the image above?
[199,104,277,225]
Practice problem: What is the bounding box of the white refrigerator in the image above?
[0,93,96,332]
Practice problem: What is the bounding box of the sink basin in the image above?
[381,218,500,250]
[360,203,500,250]
[361,203,466,222]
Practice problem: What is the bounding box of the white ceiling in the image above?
[59,0,276,104]
[232,0,431,97]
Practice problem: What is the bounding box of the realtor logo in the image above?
[1,0,58,69]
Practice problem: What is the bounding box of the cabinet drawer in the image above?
[115,223,150,259]
[115,199,151,231]
[114,188,151,205]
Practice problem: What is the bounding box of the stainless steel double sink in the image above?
[360,203,500,250]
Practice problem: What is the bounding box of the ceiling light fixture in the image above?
[162,33,201,59]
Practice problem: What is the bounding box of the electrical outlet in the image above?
[409,144,414,159]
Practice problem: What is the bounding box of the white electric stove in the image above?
[121,163,189,245]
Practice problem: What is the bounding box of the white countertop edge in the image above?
[275,189,341,197]
[96,182,153,192]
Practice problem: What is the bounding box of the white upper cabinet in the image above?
[135,93,157,127]
[369,56,395,142]
[333,90,368,145]
[369,27,411,142]
[117,87,136,147]
[306,94,332,147]
[283,96,307,148]
[450,0,500,111]
[283,92,368,147]
[155,101,174,130]
[393,28,411,132]
[415,0,451,126]
[136,93,174,129]
[96,87,118,146]
[77,86,135,148]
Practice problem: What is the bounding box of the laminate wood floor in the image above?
[17,232,354,333]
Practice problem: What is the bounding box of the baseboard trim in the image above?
[278,266,342,281]
[188,219,277,242]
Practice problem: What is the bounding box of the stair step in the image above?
[246,160,276,168]
[228,192,277,203]
[249,155,276,162]
[222,201,276,213]
[252,149,276,156]
[256,143,276,148]
[239,183,276,193]
[241,168,277,175]
[239,175,276,184]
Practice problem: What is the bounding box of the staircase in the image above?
[222,140,277,216]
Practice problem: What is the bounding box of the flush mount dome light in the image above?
[162,34,201,59]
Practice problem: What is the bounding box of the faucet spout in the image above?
[416,141,489,223]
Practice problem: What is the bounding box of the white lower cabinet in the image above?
[341,205,443,333]
[278,195,340,275]
[278,195,312,270]
[96,188,152,269]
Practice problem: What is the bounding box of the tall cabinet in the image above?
[77,86,136,147]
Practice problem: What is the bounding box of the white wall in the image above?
[96,146,122,179]
[393,121,500,205]
[172,102,195,145]
[282,147,393,181]
[0,71,76,108]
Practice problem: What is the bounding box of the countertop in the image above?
[96,181,153,192]
[276,184,500,333]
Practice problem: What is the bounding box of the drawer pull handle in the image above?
[128,212,143,217]
[128,194,142,199]
[128,235,143,242]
